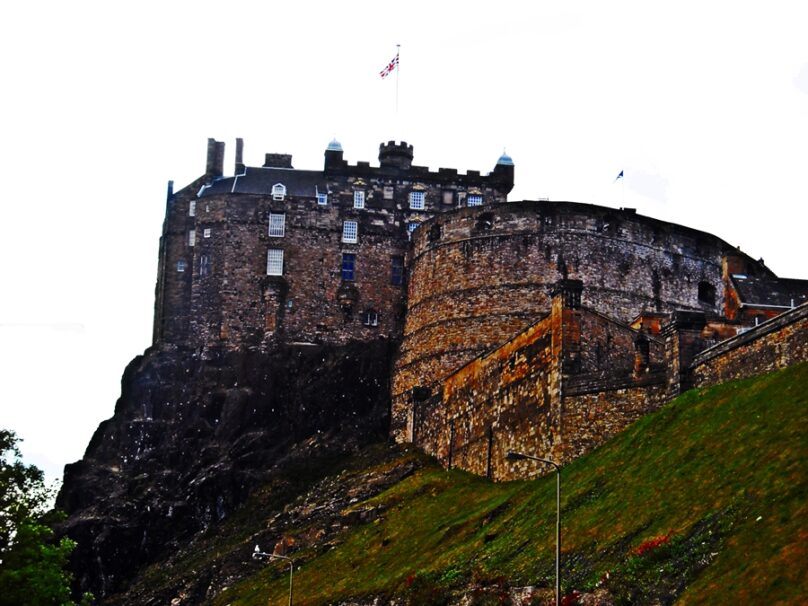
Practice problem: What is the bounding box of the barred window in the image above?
[342,220,358,243]
[467,195,483,207]
[268,213,285,237]
[354,190,365,209]
[266,249,284,275]
[409,191,425,209]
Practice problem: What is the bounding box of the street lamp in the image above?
[253,545,294,606]
[506,451,561,606]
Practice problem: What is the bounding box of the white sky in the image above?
[1,1,806,485]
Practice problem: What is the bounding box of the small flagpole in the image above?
[395,44,401,116]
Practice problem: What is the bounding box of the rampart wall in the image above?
[691,303,808,387]
[392,201,752,441]
[415,285,670,481]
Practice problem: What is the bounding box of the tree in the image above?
[0,429,91,605]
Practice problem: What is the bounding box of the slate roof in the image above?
[730,274,808,308]
[200,167,327,198]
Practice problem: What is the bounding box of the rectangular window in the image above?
[188,230,196,247]
[467,195,483,207]
[199,254,211,276]
[317,192,328,205]
[203,228,211,238]
[353,190,365,209]
[442,191,454,206]
[391,255,404,286]
[266,249,284,275]
[268,213,285,237]
[383,186,395,200]
[342,220,358,243]
[177,259,187,272]
[341,253,356,281]
[409,191,425,209]
[407,221,419,234]
[189,201,196,217]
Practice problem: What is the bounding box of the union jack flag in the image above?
[379,53,399,79]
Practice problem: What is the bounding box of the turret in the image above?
[324,138,346,171]
[490,151,514,194]
[378,141,414,170]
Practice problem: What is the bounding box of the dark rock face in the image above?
[56,339,394,599]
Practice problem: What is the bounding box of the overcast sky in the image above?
[1,1,806,485]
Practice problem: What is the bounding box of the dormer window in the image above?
[409,191,425,210]
[317,192,328,205]
[354,190,365,209]
[272,183,286,201]
[467,195,483,207]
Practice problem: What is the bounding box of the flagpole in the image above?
[395,44,401,116]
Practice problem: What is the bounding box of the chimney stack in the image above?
[205,138,225,180]
[235,138,245,174]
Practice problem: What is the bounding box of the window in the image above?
[363,309,379,327]
[189,201,196,216]
[176,259,187,272]
[342,220,358,243]
[199,255,211,276]
[467,195,483,207]
[407,221,419,235]
[698,281,716,306]
[428,224,442,242]
[272,183,286,201]
[383,186,395,200]
[391,255,404,286]
[341,253,356,281]
[353,190,365,209]
[203,228,211,238]
[266,249,284,275]
[188,230,196,247]
[317,192,328,205]
[268,213,285,237]
[409,191,425,209]
[442,191,454,206]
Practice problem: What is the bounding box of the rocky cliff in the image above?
[56,339,395,599]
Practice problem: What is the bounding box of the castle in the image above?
[154,139,808,480]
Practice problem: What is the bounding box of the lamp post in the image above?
[506,451,561,606]
[253,545,294,606]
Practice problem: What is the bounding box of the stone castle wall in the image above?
[392,201,752,441]
[153,140,510,351]
[691,303,808,387]
[415,288,670,481]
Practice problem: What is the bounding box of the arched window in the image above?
[272,183,286,201]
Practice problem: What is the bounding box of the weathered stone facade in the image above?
[390,201,779,442]
[153,139,513,351]
[151,138,807,482]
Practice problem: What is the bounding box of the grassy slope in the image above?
[217,362,808,605]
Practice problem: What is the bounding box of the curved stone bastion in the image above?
[391,200,763,440]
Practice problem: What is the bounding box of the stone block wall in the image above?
[691,302,808,387]
[415,285,670,481]
[392,201,755,442]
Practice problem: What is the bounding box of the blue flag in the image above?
[615,170,624,181]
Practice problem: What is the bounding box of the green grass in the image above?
[211,362,808,605]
